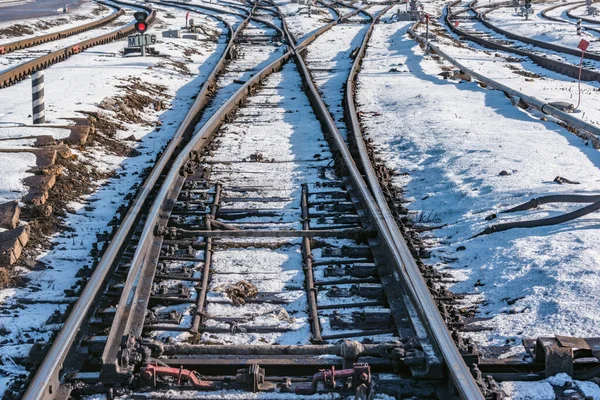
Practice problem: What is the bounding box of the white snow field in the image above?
[357,6,600,398]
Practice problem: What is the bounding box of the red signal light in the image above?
[135,21,147,34]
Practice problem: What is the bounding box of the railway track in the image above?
[406,2,600,387]
[15,0,600,398]
[15,1,490,399]
[540,1,600,35]
[0,0,156,89]
[445,0,600,81]
[0,1,123,55]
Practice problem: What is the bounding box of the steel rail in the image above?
[444,1,600,81]
[541,2,600,34]
[99,0,368,379]
[20,5,235,400]
[540,2,600,34]
[0,0,156,89]
[159,0,285,37]
[566,2,600,24]
[23,2,477,398]
[419,4,600,139]
[99,2,289,374]
[474,1,600,61]
[0,1,123,55]
[294,4,484,399]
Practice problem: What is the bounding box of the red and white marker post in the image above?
[575,38,589,110]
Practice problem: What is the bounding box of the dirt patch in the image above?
[79,111,138,157]
[98,77,170,125]
[92,5,108,16]
[0,24,34,37]
[156,60,193,76]
[0,15,93,38]
[505,64,542,79]
[20,156,112,258]
[0,267,10,289]
[80,111,125,138]
[224,281,258,306]
[183,47,202,57]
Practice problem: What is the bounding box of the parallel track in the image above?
[0,0,156,89]
[540,1,600,35]
[20,1,488,399]
[445,0,600,81]
[0,1,123,55]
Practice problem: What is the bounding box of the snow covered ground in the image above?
[415,16,600,129]
[357,5,600,397]
[0,4,226,394]
[305,17,369,140]
[3,0,600,396]
[484,1,600,51]
[570,3,600,22]
[274,0,335,43]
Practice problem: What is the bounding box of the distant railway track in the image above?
[16,2,490,399]
[0,0,156,89]
[0,1,123,55]
[446,0,600,81]
[540,1,600,35]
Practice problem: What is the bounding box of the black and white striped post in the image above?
[31,71,45,124]
[577,19,582,36]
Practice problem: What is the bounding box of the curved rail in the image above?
[445,1,600,81]
[476,1,600,61]
[566,2,600,24]
[0,1,123,55]
[23,2,483,399]
[20,5,235,399]
[339,6,485,400]
[540,2,600,36]
[97,5,290,375]
[411,13,600,148]
[0,0,156,89]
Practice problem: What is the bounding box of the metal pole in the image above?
[425,15,429,54]
[577,19,582,36]
[139,33,146,57]
[31,71,45,124]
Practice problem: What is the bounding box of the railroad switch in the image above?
[235,364,274,392]
[326,284,384,300]
[139,362,215,390]
[324,263,377,278]
[295,363,372,398]
[329,310,393,330]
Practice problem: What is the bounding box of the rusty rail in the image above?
[0,1,123,55]
[0,0,156,89]
[446,1,600,81]
[20,4,234,399]
[341,5,483,398]
[22,2,483,399]
[426,3,600,139]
